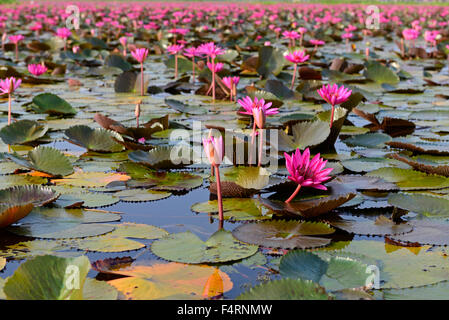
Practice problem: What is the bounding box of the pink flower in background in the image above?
[198,42,225,59]
[72,46,80,54]
[56,27,71,39]
[341,32,353,39]
[8,34,24,44]
[284,148,333,203]
[238,96,279,116]
[317,83,352,128]
[424,30,439,46]
[184,47,201,58]
[402,28,419,41]
[28,64,48,77]
[0,77,21,125]
[222,76,240,101]
[285,50,310,64]
[166,44,184,55]
[206,61,223,73]
[131,48,149,63]
[310,39,325,46]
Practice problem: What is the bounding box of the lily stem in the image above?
[285,184,301,203]
[140,63,144,96]
[258,128,263,167]
[214,165,223,222]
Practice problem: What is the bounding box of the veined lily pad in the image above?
[7,207,120,239]
[237,278,332,300]
[191,198,274,221]
[128,145,194,169]
[279,250,370,291]
[389,220,449,246]
[388,192,449,218]
[151,229,258,264]
[344,132,392,148]
[232,220,335,249]
[341,157,409,173]
[30,93,77,116]
[260,181,356,218]
[364,60,399,85]
[367,168,449,190]
[277,120,331,152]
[52,171,130,188]
[115,189,171,202]
[3,255,90,300]
[5,146,74,177]
[0,185,59,207]
[104,262,232,300]
[65,125,125,153]
[0,120,48,145]
[326,215,413,236]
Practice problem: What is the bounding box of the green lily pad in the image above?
[344,133,392,148]
[388,192,449,218]
[0,120,48,145]
[341,157,409,173]
[232,220,335,249]
[7,207,120,239]
[5,146,74,177]
[367,168,449,190]
[237,278,332,300]
[256,46,285,78]
[191,198,274,221]
[128,145,194,169]
[277,120,331,152]
[280,250,369,291]
[364,60,399,85]
[0,185,59,207]
[3,255,90,300]
[65,125,125,153]
[151,229,258,264]
[30,93,77,115]
[327,215,413,236]
[115,189,171,202]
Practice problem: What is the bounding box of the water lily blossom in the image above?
[9,34,24,60]
[285,50,310,89]
[317,84,352,128]
[199,42,225,103]
[184,46,200,82]
[222,76,239,101]
[238,96,278,166]
[56,28,71,51]
[203,133,224,222]
[284,148,333,203]
[166,44,184,79]
[131,48,149,96]
[0,77,22,125]
[28,63,48,77]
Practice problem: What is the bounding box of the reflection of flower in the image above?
[284,148,333,203]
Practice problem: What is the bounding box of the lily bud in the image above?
[252,106,266,129]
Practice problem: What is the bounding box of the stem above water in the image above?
[214,165,223,222]
[285,184,301,203]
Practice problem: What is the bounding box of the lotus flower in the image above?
[0,77,21,125]
[132,48,149,96]
[222,76,239,101]
[284,148,333,203]
[56,28,71,51]
[317,84,352,128]
[237,96,278,116]
[28,64,48,77]
[198,42,224,103]
[206,61,223,73]
[8,34,24,60]
[184,46,200,83]
[167,44,184,79]
[203,133,224,222]
[285,50,310,89]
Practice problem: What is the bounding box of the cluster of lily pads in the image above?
[0,2,449,300]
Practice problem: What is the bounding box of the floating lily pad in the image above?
[5,146,74,177]
[30,93,77,116]
[364,60,399,85]
[344,133,392,148]
[3,255,90,300]
[277,120,331,152]
[237,278,332,300]
[114,189,171,202]
[105,262,232,300]
[65,125,125,153]
[7,207,120,239]
[279,250,369,291]
[367,168,449,190]
[327,215,413,236]
[0,120,48,145]
[0,185,59,207]
[151,229,258,264]
[389,220,449,246]
[232,220,335,249]
[191,198,274,221]
[388,192,449,218]
[52,171,130,188]
[128,145,194,169]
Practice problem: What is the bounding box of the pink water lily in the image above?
[8,34,24,60]
[0,77,21,125]
[119,37,128,56]
[131,48,149,96]
[27,64,48,77]
[285,50,310,89]
[167,44,184,79]
[317,84,352,128]
[184,46,201,83]
[56,28,71,51]
[284,148,333,203]
[222,76,239,101]
[203,133,224,223]
[238,96,278,166]
[198,42,225,103]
